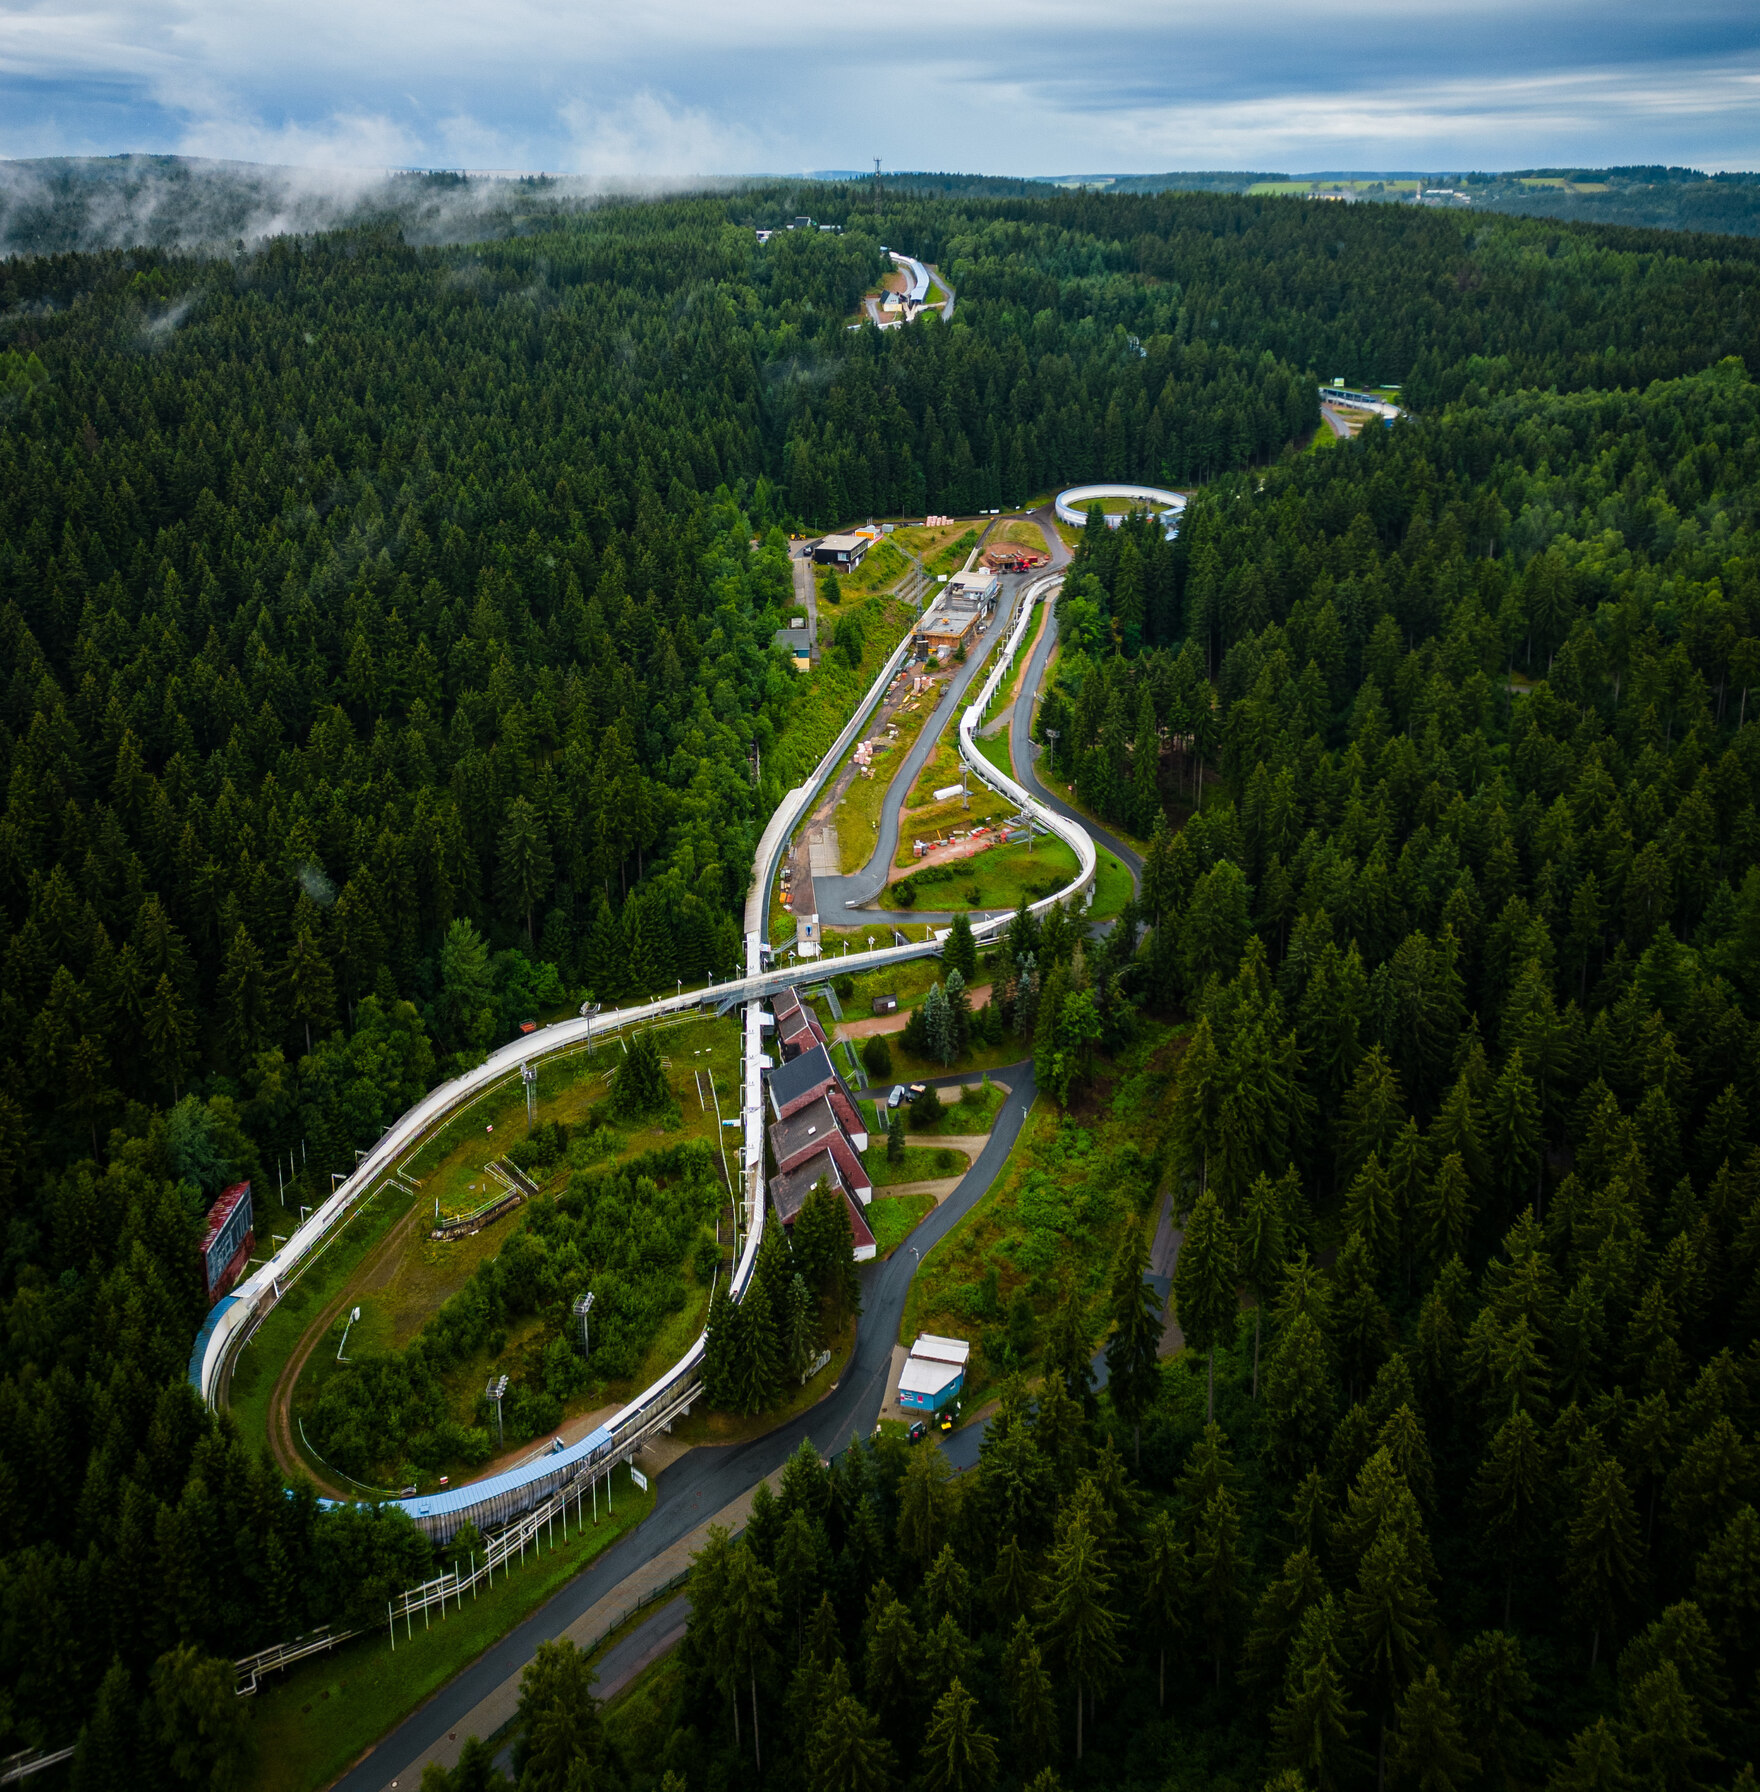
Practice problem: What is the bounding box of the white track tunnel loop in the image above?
[197,567,1096,1543]
[1054,484,1187,536]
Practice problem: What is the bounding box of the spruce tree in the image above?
[1104,1216,1163,1464]
[1237,1172,1289,1398]
[1175,1190,1238,1420]
[1037,1506,1120,1760]
[1564,1458,1642,1668]
[1273,1595,1362,1791]
[1140,1510,1191,1708]
[920,1678,998,1792]
[1389,1666,1479,1792]
[1003,1616,1057,1775]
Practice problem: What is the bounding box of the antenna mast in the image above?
[874,157,882,219]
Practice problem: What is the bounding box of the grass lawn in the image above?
[863,1143,970,1187]
[247,1465,653,1792]
[887,1033,1031,1081]
[765,595,915,806]
[989,517,1052,556]
[909,732,965,806]
[892,521,980,564]
[227,1177,429,1467]
[832,952,946,1012]
[896,791,1014,862]
[884,836,1080,912]
[897,1026,1180,1397]
[840,539,909,595]
[976,731,1013,781]
[1089,847,1136,921]
[868,1193,937,1257]
[907,1082,1007,1135]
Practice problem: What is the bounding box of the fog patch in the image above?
[297,864,337,906]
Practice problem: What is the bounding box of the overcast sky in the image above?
[2,0,1757,176]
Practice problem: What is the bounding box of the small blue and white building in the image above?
[897,1333,971,1413]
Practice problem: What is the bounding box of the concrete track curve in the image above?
[1055,482,1187,536]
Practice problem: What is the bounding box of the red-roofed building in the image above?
[200,1182,254,1305]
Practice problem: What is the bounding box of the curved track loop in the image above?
[196,566,1089,1542]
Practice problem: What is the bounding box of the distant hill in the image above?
[1028,166,1760,236]
[7,156,1760,258]
[1037,171,1288,192]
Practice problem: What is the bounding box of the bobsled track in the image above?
[191,565,1092,1554]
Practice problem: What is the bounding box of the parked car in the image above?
[907,1420,928,1444]
[887,1084,908,1109]
[907,1082,929,1098]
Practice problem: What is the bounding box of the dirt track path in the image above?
[265,1192,430,1499]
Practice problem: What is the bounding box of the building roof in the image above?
[911,1333,972,1366]
[773,986,805,1023]
[777,1000,822,1037]
[200,1182,251,1254]
[767,1042,844,1116]
[921,605,977,641]
[899,1356,964,1398]
[771,1149,844,1224]
[947,571,998,597]
[820,1128,871,1197]
[770,1094,844,1171]
[847,1194,876,1253]
[818,533,867,552]
[824,1083,867,1142]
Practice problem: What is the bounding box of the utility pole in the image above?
[486,1375,508,1450]
[521,1060,537,1134]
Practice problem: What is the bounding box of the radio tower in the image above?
[873,157,882,220]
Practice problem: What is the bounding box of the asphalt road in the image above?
[334,1062,1040,1792]
[1008,509,1144,891]
[793,548,818,660]
[812,574,1024,914]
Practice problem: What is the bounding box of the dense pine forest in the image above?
[3,177,1760,1786]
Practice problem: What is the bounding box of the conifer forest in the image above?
[4,177,1760,1790]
